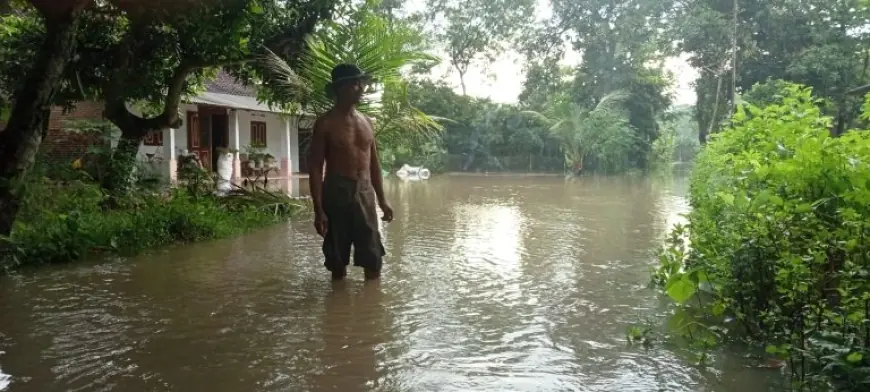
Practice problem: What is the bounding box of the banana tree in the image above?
[260,0,442,166]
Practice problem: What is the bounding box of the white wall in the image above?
[235,110,299,174]
[131,105,303,180]
[133,103,197,180]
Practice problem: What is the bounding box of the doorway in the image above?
[210,112,229,170]
[297,127,312,173]
[186,111,211,171]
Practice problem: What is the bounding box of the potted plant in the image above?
[263,153,277,169]
[244,145,267,169]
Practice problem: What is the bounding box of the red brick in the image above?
[41,101,107,163]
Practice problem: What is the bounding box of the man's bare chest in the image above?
[327,123,373,152]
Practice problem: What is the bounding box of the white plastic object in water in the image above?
[418,168,431,179]
[395,164,430,181]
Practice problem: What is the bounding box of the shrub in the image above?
[1,159,308,272]
[655,84,870,390]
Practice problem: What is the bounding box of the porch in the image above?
[138,91,315,190]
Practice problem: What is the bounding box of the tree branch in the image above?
[847,84,870,96]
[29,0,90,22]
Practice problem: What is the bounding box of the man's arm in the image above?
[367,117,387,205]
[369,139,387,205]
[308,117,327,214]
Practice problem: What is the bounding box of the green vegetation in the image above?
[1,122,306,273]
[653,84,870,390]
[261,0,442,172]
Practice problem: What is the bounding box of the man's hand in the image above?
[314,212,328,237]
[379,201,394,222]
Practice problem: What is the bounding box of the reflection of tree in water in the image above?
[310,282,390,391]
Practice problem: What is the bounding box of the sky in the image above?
[403,0,700,106]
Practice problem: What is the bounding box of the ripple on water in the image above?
[0,176,787,391]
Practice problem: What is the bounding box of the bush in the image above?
[1,160,308,272]
[655,84,870,390]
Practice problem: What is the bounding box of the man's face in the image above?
[338,80,365,103]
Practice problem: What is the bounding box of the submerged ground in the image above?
[0,175,785,391]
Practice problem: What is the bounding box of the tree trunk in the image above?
[457,68,467,96]
[100,129,142,196]
[0,10,83,236]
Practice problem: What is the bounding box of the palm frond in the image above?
[259,4,442,144]
[593,89,633,114]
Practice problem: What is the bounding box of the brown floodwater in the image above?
[0,175,786,392]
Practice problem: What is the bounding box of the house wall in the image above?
[39,101,106,164]
[134,103,198,181]
[153,107,300,181]
[3,98,301,184]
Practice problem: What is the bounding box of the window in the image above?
[250,121,267,147]
[143,130,163,146]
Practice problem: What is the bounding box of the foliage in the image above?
[670,0,870,141]
[261,0,442,170]
[655,84,870,390]
[0,1,334,112]
[524,90,640,174]
[1,156,307,273]
[419,0,535,95]
[407,79,564,172]
[658,105,701,164]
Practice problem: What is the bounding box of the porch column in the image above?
[163,126,177,183]
[229,109,241,181]
[280,116,293,178]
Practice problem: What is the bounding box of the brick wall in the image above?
[40,101,106,163]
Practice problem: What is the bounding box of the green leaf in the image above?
[718,192,735,206]
[846,352,863,363]
[666,276,697,304]
[795,203,813,213]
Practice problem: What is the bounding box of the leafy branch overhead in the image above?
[261,0,442,145]
[0,0,338,128]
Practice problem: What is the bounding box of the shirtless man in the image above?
[308,63,393,281]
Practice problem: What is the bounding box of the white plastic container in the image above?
[216,152,234,195]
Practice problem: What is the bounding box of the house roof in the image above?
[192,70,313,117]
[191,70,280,113]
[204,71,257,97]
[188,91,278,113]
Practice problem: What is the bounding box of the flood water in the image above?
[0,175,785,392]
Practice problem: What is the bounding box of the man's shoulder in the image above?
[313,110,336,131]
[353,110,374,125]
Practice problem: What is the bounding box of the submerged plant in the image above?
[652,84,870,390]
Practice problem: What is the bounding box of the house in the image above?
[2,71,316,194]
[137,71,316,192]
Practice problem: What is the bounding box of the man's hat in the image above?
[325,63,373,97]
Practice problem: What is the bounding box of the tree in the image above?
[261,0,442,169]
[420,0,535,95]
[0,0,91,237]
[0,0,339,196]
[671,0,870,142]
[0,0,338,235]
[524,90,639,175]
[523,0,675,169]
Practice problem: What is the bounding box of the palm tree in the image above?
[523,90,638,175]
[259,0,442,156]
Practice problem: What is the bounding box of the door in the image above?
[297,128,312,173]
[186,111,212,171]
[210,113,228,170]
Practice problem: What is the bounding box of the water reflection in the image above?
[311,282,389,391]
[0,175,786,391]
